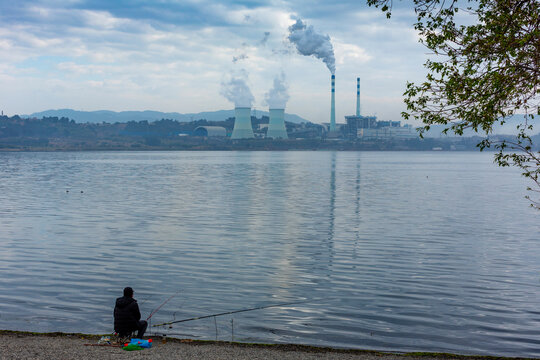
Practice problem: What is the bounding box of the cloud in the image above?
[334,42,372,65]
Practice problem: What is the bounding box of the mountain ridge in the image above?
[23,109,308,124]
[421,114,539,137]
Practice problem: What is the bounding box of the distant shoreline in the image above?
[0,148,494,152]
[3,113,536,153]
[0,138,492,152]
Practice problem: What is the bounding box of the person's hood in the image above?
[115,296,136,309]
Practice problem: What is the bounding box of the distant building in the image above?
[358,127,416,139]
[193,126,227,137]
[377,120,402,128]
[345,115,415,139]
[345,115,377,138]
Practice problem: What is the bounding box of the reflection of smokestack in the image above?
[267,108,288,139]
[356,77,360,116]
[330,74,336,131]
[231,107,254,139]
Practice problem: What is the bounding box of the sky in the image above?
[0,0,428,125]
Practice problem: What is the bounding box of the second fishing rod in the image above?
[147,289,182,321]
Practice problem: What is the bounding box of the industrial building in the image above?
[357,124,415,139]
[345,115,415,139]
[345,115,415,140]
[193,126,227,137]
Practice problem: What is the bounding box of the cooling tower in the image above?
[330,74,336,131]
[231,107,254,139]
[356,77,361,116]
[267,109,288,139]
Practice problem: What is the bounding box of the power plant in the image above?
[224,73,412,141]
[231,107,254,139]
[266,108,288,139]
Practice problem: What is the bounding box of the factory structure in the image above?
[330,74,336,132]
[226,75,414,140]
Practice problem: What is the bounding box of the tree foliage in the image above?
[368,0,540,208]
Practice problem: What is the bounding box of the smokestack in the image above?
[231,107,254,139]
[356,77,360,116]
[330,74,336,131]
[267,108,288,139]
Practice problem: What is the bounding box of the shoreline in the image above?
[0,330,534,360]
[0,147,493,152]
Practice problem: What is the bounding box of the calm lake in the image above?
[0,151,539,357]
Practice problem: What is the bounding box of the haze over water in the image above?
[0,151,539,357]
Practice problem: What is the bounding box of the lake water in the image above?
[0,151,539,357]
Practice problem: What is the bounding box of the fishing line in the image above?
[152,299,311,327]
[139,295,153,306]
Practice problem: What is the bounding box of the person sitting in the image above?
[114,287,147,339]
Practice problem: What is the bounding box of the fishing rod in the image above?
[147,289,182,321]
[152,299,310,327]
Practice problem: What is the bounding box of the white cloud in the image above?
[56,62,107,75]
[334,42,372,66]
[81,10,131,30]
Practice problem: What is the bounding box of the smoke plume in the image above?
[265,72,290,109]
[232,54,248,63]
[260,32,270,46]
[287,19,335,74]
[220,70,255,108]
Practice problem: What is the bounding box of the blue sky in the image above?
[0,0,427,124]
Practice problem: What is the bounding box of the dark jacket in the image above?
[114,296,141,334]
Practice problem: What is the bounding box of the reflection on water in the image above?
[0,151,539,357]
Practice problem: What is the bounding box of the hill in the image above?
[421,114,539,137]
[24,109,308,124]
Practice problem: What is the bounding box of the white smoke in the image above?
[220,70,255,108]
[287,19,335,74]
[265,72,289,109]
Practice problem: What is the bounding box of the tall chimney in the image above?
[267,108,288,139]
[356,77,361,116]
[231,107,254,139]
[330,74,336,131]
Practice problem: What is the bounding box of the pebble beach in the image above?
[0,331,532,360]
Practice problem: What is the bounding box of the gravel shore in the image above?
[0,331,529,360]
